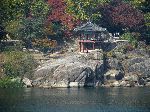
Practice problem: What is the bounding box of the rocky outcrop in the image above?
[31,44,150,88]
[103,56,150,87]
[123,57,150,86]
[32,53,102,88]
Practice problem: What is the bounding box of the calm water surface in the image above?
[0,87,150,112]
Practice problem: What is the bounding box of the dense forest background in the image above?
[0,0,150,44]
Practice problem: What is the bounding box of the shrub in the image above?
[123,45,134,53]
[3,51,38,79]
[0,76,24,88]
[2,40,24,52]
[107,51,116,58]
[121,32,138,48]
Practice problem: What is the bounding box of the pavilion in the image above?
[74,22,109,52]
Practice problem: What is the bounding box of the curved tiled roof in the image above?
[74,22,107,32]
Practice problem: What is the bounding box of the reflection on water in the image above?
[0,87,150,112]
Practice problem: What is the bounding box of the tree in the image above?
[0,0,32,39]
[48,0,75,30]
[65,0,110,21]
[123,0,145,8]
[31,0,50,19]
[137,0,150,44]
[17,0,49,39]
[17,18,46,40]
[140,0,150,13]
[0,26,6,41]
[47,0,110,37]
[16,0,50,47]
[47,0,77,37]
[0,0,28,26]
[97,0,144,33]
[140,0,150,29]
[0,0,50,40]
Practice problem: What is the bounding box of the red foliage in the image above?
[47,0,76,31]
[99,0,144,32]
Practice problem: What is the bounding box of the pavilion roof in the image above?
[74,22,107,33]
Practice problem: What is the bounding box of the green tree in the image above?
[123,0,145,8]
[65,0,110,21]
[17,18,46,41]
[0,0,50,40]
[31,0,50,19]
[0,0,27,26]
[138,0,150,44]
[0,0,33,40]
[18,0,49,47]
[121,32,138,47]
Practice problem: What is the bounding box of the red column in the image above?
[81,42,82,52]
[93,42,95,50]
[82,43,84,52]
[79,42,81,52]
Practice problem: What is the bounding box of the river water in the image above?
[0,87,150,112]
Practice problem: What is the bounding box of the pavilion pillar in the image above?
[82,43,84,52]
[93,42,95,50]
[86,34,88,40]
[81,42,84,52]
[79,42,81,52]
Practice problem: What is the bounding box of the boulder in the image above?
[52,81,69,88]
[86,49,103,60]
[145,82,150,86]
[69,82,79,87]
[121,57,150,86]
[123,57,150,77]
[104,70,116,80]
[138,77,146,85]
[120,81,127,87]
[124,73,138,82]
[126,83,131,87]
[108,58,124,70]
[112,81,120,87]
[32,77,45,87]
[104,69,124,81]
[22,77,32,87]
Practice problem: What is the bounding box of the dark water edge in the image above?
[0,87,150,112]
